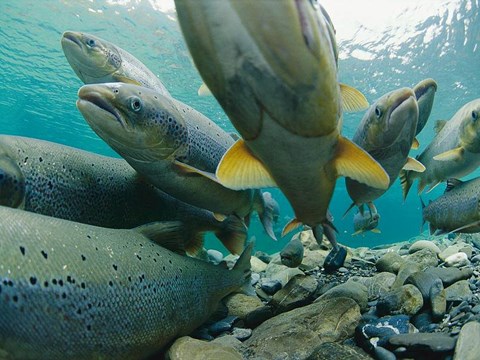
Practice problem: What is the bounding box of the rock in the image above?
[211,335,247,357]
[244,297,361,359]
[323,246,347,272]
[254,251,271,264]
[243,305,275,329]
[300,249,329,271]
[306,342,371,360]
[264,260,305,286]
[377,284,424,316]
[405,248,439,269]
[425,267,473,287]
[270,274,318,313]
[388,333,456,355]
[166,336,243,360]
[471,254,480,263]
[445,252,470,267]
[317,279,368,312]
[207,249,224,264]
[376,252,405,273]
[453,321,480,360]
[231,327,252,341]
[391,261,423,288]
[351,272,396,300]
[250,256,268,273]
[250,273,260,286]
[355,315,410,352]
[224,293,264,320]
[445,280,473,302]
[409,240,441,255]
[208,315,238,336]
[296,230,321,251]
[439,243,473,261]
[373,346,396,360]
[429,278,446,321]
[280,238,304,268]
[260,279,282,295]
[412,311,434,332]
[405,271,441,301]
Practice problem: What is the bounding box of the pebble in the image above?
[250,272,260,286]
[445,280,473,302]
[453,321,480,359]
[250,256,268,273]
[280,238,304,268]
[471,254,480,263]
[254,251,271,264]
[388,332,457,353]
[260,279,282,295]
[412,311,434,332]
[377,284,423,316]
[375,252,405,273]
[445,252,470,267]
[323,246,348,272]
[224,293,264,320]
[373,346,397,360]
[424,267,473,287]
[307,342,372,360]
[244,305,275,329]
[429,278,447,321]
[391,261,423,288]
[317,279,368,312]
[471,304,480,314]
[355,314,410,351]
[230,327,252,341]
[405,248,439,269]
[439,243,473,261]
[405,271,441,301]
[270,274,318,313]
[409,240,441,255]
[207,249,224,264]
[167,336,243,360]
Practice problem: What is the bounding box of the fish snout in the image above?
[61,31,83,48]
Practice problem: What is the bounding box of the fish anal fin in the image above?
[333,136,390,190]
[339,83,369,112]
[281,218,303,237]
[216,139,277,190]
[370,228,381,234]
[445,178,463,193]
[403,157,426,172]
[433,147,464,162]
[411,137,420,150]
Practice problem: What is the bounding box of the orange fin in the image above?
[281,218,303,237]
[411,137,420,150]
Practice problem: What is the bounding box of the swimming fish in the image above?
[412,78,437,148]
[352,206,381,236]
[0,206,252,359]
[76,83,277,240]
[401,98,480,199]
[422,177,480,234]
[61,31,171,96]
[280,238,304,268]
[174,0,389,261]
[345,87,422,211]
[0,135,246,254]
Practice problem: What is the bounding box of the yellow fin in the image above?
[213,213,227,222]
[281,218,303,237]
[340,83,369,112]
[184,233,205,255]
[351,230,364,236]
[411,137,420,150]
[370,228,381,234]
[433,147,464,161]
[434,120,448,134]
[113,74,142,86]
[333,137,390,190]
[173,160,220,183]
[216,139,277,190]
[402,157,426,172]
[198,82,212,96]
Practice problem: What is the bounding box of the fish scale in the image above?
[0,206,251,360]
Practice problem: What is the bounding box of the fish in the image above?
[0,205,252,359]
[174,0,389,258]
[352,206,381,236]
[0,135,247,254]
[401,99,480,199]
[61,31,171,96]
[76,83,277,240]
[412,78,437,148]
[345,87,422,211]
[280,238,304,268]
[422,177,480,234]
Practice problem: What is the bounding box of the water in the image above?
[0,0,479,254]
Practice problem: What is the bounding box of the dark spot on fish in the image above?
[87,303,92,309]
[86,325,91,331]
[47,180,53,190]
[59,279,64,286]
[67,276,74,284]
[39,157,43,162]
[81,282,86,289]
[128,276,132,282]
[12,295,18,303]
[30,277,37,285]
[0,285,2,294]
[44,281,48,287]
[169,259,172,264]
[113,264,118,271]
[108,281,113,287]
[136,255,141,261]
[19,246,25,256]
[41,250,48,259]
[162,266,166,271]
[153,258,157,262]
[81,255,86,261]
[52,279,57,285]
[77,308,82,315]
[61,293,67,299]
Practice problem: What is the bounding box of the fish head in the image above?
[362,87,418,149]
[459,100,480,153]
[413,78,437,135]
[175,0,340,138]
[61,31,122,83]
[0,153,25,208]
[77,83,187,162]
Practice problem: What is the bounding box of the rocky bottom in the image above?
[162,231,480,360]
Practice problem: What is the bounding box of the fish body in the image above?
[413,78,437,137]
[346,88,419,205]
[353,208,381,236]
[174,0,388,244]
[402,99,480,198]
[0,206,252,360]
[0,135,246,254]
[61,31,170,96]
[423,177,480,234]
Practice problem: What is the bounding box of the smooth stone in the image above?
[373,346,397,360]
[280,238,304,268]
[166,336,243,360]
[264,260,305,286]
[323,246,347,272]
[208,321,234,337]
[391,261,423,288]
[409,240,441,255]
[191,327,214,341]
[260,279,282,295]
[254,251,271,264]
[270,274,318,313]
[376,252,405,274]
[445,280,473,302]
[207,249,224,264]
[429,278,447,321]
[306,342,372,360]
[296,230,321,251]
[471,304,480,314]
[351,273,396,301]
[471,254,480,263]
[425,267,473,287]
[388,333,456,353]
[244,297,361,360]
[412,311,434,332]
[300,249,329,271]
[224,293,264,320]
[250,256,268,273]
[405,248,439,269]
[439,243,473,261]
[453,321,480,359]
[377,284,423,316]
[317,279,368,312]
[355,315,410,351]
[244,305,275,329]
[405,271,441,301]
[445,252,470,267]
[230,327,252,341]
[211,336,247,357]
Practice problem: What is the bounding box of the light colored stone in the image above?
[444,252,470,267]
[405,248,439,269]
[439,243,474,261]
[224,293,264,320]
[453,321,480,360]
[250,256,268,273]
[271,275,318,313]
[317,279,368,312]
[376,252,405,273]
[167,336,243,360]
[350,272,396,300]
[377,285,424,316]
[408,240,441,255]
[296,230,321,251]
[207,249,224,264]
[299,248,329,270]
[445,280,473,302]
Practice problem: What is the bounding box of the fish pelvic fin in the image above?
[411,137,420,150]
[370,228,381,234]
[133,221,187,255]
[216,139,277,190]
[281,218,303,237]
[255,191,278,241]
[339,83,369,112]
[403,157,426,172]
[232,241,254,296]
[399,169,413,201]
[333,136,390,190]
[215,215,248,255]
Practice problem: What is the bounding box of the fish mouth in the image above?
[414,79,437,100]
[62,31,83,48]
[77,86,126,129]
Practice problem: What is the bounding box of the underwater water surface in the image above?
[1,0,479,254]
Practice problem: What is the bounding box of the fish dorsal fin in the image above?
[197,82,212,96]
[133,221,186,255]
[281,218,303,237]
[445,178,463,193]
[433,146,464,161]
[339,83,369,112]
[333,136,390,190]
[434,120,448,134]
[113,74,142,86]
[402,157,426,172]
[173,160,221,183]
[411,137,420,150]
[216,139,277,190]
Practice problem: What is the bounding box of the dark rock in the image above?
[471,304,480,314]
[376,252,405,273]
[391,261,423,288]
[261,279,282,295]
[430,278,447,321]
[406,271,441,301]
[445,280,473,302]
[254,251,271,264]
[412,311,434,332]
[387,333,457,354]
[453,321,480,359]
[377,285,423,316]
[270,274,317,313]
[355,315,410,352]
[208,316,239,336]
[450,301,469,318]
[230,327,252,341]
[190,327,214,341]
[306,342,371,360]
[244,305,275,329]
[425,267,473,287]
[323,246,347,272]
[373,346,396,360]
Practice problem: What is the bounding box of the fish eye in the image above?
[130,97,142,112]
[86,38,96,47]
[472,111,478,121]
[375,106,382,118]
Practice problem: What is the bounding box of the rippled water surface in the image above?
[1,0,479,252]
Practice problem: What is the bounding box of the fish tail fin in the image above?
[256,191,278,241]
[232,241,255,296]
[215,215,248,255]
[399,169,412,201]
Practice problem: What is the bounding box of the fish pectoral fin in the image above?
[370,228,381,234]
[403,157,426,172]
[333,136,390,190]
[133,221,187,255]
[216,139,277,190]
[351,230,364,236]
[339,83,369,112]
[281,218,303,237]
[433,147,464,161]
[445,178,463,193]
[411,137,420,150]
[173,160,220,183]
[197,82,212,96]
[113,74,142,86]
[434,120,448,134]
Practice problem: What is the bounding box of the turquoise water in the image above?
[1,0,479,253]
